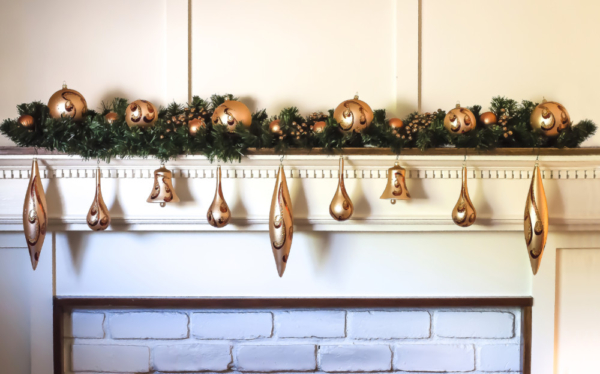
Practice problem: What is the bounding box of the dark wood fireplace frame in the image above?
[53,296,533,374]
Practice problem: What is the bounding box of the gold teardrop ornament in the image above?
[329,158,354,221]
[524,165,548,275]
[23,159,47,270]
[207,166,231,228]
[269,165,293,277]
[380,162,410,204]
[147,166,180,207]
[452,166,476,227]
[87,167,111,231]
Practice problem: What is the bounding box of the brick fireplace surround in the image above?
[56,298,532,373]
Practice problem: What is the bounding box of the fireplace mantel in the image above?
[1,149,599,232]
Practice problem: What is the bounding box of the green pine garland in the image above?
[1,95,596,163]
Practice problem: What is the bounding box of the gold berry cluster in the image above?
[307,111,328,122]
[498,108,513,139]
[287,121,310,141]
[396,110,441,141]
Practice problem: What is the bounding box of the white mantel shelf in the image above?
[1,148,600,233]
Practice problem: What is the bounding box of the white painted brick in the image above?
[276,311,345,338]
[110,312,188,339]
[479,344,521,372]
[319,345,392,372]
[436,312,514,338]
[348,311,430,339]
[71,344,149,373]
[153,344,231,372]
[236,345,316,372]
[69,312,105,338]
[394,344,475,372]
[191,312,272,339]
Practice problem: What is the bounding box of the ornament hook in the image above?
[280,154,284,165]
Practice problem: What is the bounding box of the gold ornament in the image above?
[188,118,205,137]
[18,115,35,129]
[444,104,477,134]
[269,165,293,277]
[530,99,571,137]
[329,157,354,221]
[269,119,282,134]
[389,118,404,129]
[23,159,47,270]
[147,166,180,207]
[380,162,410,204]
[207,166,231,228]
[48,83,88,121]
[452,166,476,227]
[524,164,548,275]
[313,121,326,134]
[105,112,119,124]
[125,100,157,128]
[480,112,497,126]
[212,100,252,132]
[333,95,374,133]
[87,167,110,231]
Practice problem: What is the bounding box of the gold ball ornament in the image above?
[188,118,206,137]
[480,112,497,126]
[125,100,157,128]
[48,83,88,121]
[211,100,252,132]
[104,112,119,124]
[530,99,571,137]
[444,104,477,134]
[269,119,281,134]
[313,121,326,134]
[333,95,374,134]
[389,118,404,129]
[18,115,35,128]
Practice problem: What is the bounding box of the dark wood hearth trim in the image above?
[53,296,533,374]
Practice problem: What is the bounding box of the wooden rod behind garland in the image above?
[3,146,600,156]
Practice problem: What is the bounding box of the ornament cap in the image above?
[354,94,359,100]
[455,101,461,108]
[62,81,67,89]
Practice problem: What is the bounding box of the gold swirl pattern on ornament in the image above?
[272,185,287,250]
[392,172,403,196]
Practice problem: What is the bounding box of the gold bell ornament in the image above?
[452,164,476,227]
[269,164,294,277]
[380,162,410,204]
[207,166,231,228]
[524,162,548,275]
[87,165,111,231]
[23,158,48,270]
[147,165,180,207]
[330,157,354,220]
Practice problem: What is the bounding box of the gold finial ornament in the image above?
[530,99,571,137]
[212,100,252,132]
[524,164,548,275]
[452,166,476,227]
[48,83,88,121]
[329,157,354,220]
[87,167,111,231]
[443,104,477,135]
[23,159,47,270]
[380,162,410,204]
[125,100,158,128]
[147,166,180,207]
[207,166,231,228]
[269,165,294,277]
[333,95,374,134]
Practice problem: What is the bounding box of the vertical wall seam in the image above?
[417,0,422,113]
[188,0,192,103]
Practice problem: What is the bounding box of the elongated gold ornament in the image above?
[23,159,47,270]
[452,166,476,227]
[269,165,293,277]
[330,157,354,220]
[524,164,548,275]
[380,162,410,204]
[147,165,180,207]
[87,167,111,231]
[207,166,231,228]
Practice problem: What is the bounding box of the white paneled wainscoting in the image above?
[59,299,529,373]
